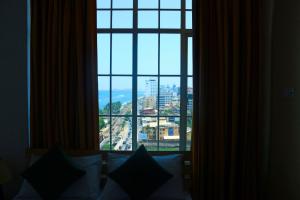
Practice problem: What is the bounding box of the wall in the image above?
[0,0,28,198]
[268,0,300,199]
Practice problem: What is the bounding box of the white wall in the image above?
[0,0,28,198]
[268,0,300,199]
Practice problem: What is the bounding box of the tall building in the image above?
[143,79,158,109]
[159,90,173,107]
[187,87,193,111]
[145,79,158,97]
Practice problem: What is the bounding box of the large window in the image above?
[97,0,193,151]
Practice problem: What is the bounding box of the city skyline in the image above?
[97,0,193,151]
[98,77,192,91]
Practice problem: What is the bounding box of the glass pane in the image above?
[97,34,110,75]
[112,34,132,74]
[186,0,192,9]
[112,117,132,151]
[97,0,111,8]
[138,77,158,115]
[138,34,158,74]
[98,76,110,115]
[138,117,158,151]
[187,77,193,116]
[161,0,181,9]
[186,117,192,151]
[138,11,158,28]
[112,76,132,115]
[112,11,133,28]
[159,117,180,151]
[99,117,111,150]
[160,11,181,29]
[160,34,180,75]
[186,11,192,29]
[138,0,158,8]
[159,77,180,116]
[188,37,193,75]
[113,0,133,8]
[97,11,111,29]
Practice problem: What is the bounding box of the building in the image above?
[145,79,158,97]
[187,87,193,113]
[140,117,179,141]
[159,89,173,107]
[140,107,156,115]
[142,96,156,110]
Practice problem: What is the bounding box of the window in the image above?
[97,0,193,151]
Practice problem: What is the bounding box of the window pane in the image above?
[138,117,158,151]
[188,37,193,75]
[186,0,192,9]
[160,34,180,75]
[99,117,111,150]
[97,11,110,29]
[160,11,181,29]
[138,34,158,74]
[186,11,192,29]
[159,117,180,151]
[159,77,180,116]
[97,0,111,9]
[187,77,193,116]
[98,76,110,115]
[138,77,158,115]
[138,11,158,29]
[186,117,192,151]
[161,0,181,9]
[112,76,132,115]
[112,34,132,74]
[112,11,133,28]
[112,117,132,151]
[138,0,158,9]
[113,0,133,8]
[97,34,110,75]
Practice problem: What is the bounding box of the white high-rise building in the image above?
[145,79,158,97]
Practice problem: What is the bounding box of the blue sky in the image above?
[97,0,193,90]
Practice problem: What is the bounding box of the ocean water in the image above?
[99,90,144,109]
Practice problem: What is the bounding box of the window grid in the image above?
[98,0,192,151]
[97,8,192,11]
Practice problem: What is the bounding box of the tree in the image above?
[100,102,122,114]
[99,118,106,130]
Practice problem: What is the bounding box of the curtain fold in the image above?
[192,0,268,199]
[30,0,99,150]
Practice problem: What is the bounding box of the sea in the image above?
[99,90,144,109]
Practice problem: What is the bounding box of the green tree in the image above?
[101,102,122,114]
[99,118,106,130]
[111,101,122,113]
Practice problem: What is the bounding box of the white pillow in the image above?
[100,153,186,200]
[15,154,102,200]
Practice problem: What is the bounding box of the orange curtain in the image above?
[192,0,264,199]
[30,0,99,150]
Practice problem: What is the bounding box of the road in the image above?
[100,103,132,150]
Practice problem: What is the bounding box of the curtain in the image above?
[192,0,269,199]
[30,0,99,150]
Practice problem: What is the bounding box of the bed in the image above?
[14,149,192,200]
